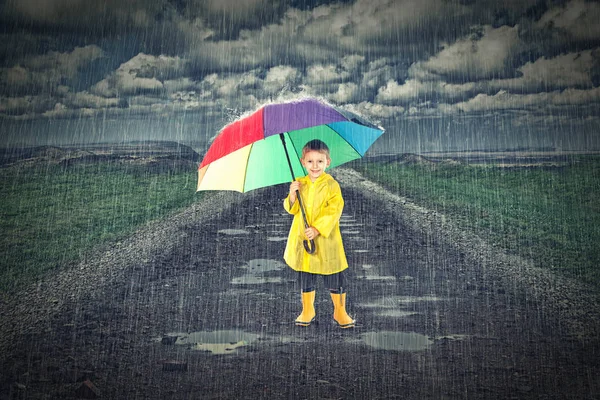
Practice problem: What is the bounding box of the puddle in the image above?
[222,288,256,296]
[218,229,250,235]
[361,331,433,351]
[232,276,283,285]
[267,237,287,242]
[361,295,443,317]
[396,295,443,303]
[378,310,419,317]
[362,296,443,308]
[435,334,469,341]
[358,265,397,282]
[166,330,260,355]
[241,259,286,273]
[361,275,396,281]
[232,259,288,285]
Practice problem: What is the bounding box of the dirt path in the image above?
[1,169,599,399]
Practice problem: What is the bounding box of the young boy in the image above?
[283,139,355,328]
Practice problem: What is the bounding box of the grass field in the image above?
[352,155,600,287]
[0,162,200,292]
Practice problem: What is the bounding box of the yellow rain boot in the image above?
[330,292,355,328]
[295,291,316,327]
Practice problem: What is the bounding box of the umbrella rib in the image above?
[326,124,363,157]
[287,133,304,178]
[241,142,254,192]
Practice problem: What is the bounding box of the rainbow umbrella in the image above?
[197,97,385,252]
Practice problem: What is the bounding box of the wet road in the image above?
[2,184,599,399]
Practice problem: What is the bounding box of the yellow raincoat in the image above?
[283,172,348,275]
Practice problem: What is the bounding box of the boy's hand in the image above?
[304,227,320,240]
[289,181,301,204]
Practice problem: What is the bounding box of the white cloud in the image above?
[376,78,483,104]
[65,92,119,109]
[186,8,317,70]
[410,25,523,81]
[0,45,104,94]
[302,0,468,47]
[495,49,598,92]
[341,55,366,72]
[1,89,120,118]
[0,95,53,115]
[536,0,600,41]
[195,68,297,105]
[265,66,299,84]
[163,78,199,93]
[344,101,405,119]
[328,82,359,103]
[91,53,186,97]
[26,45,104,76]
[118,53,186,79]
[306,64,349,84]
[117,74,163,94]
[263,66,302,95]
[0,66,30,87]
[361,59,396,90]
[377,47,599,106]
[375,80,407,103]
[450,87,600,114]
[41,103,70,118]
[0,96,32,114]
[184,0,469,72]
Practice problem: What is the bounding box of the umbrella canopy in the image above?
[197,98,384,193]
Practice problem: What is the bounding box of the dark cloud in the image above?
[0,0,599,151]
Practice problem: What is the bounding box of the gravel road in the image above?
[1,168,598,399]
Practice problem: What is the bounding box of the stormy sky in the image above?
[0,0,599,153]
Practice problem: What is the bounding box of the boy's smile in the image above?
[302,150,330,182]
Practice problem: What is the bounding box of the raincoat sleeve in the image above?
[311,180,344,238]
[283,195,300,215]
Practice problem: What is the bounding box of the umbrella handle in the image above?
[281,132,316,255]
[295,189,316,255]
[303,239,316,254]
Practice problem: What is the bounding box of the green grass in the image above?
[352,156,600,287]
[0,162,200,292]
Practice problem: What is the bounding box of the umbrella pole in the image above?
[279,133,316,254]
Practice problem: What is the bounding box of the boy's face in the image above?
[302,150,330,181]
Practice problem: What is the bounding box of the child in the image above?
[283,139,355,328]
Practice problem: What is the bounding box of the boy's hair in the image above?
[302,139,330,160]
